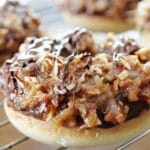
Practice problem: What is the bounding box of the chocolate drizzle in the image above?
[100,37,140,56]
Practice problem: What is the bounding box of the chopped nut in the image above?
[113,79,119,91]
[84,110,101,127]
[118,70,129,80]
[143,62,150,74]
[136,48,150,61]
[94,54,109,64]
[127,87,139,101]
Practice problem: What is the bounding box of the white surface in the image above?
[0,0,31,6]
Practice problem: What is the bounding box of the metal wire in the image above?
[57,147,67,150]
[0,120,9,128]
[0,101,3,107]
[117,130,150,150]
[0,137,29,150]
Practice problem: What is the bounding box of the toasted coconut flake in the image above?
[78,73,86,83]
[66,81,76,91]
[54,86,67,95]
[120,58,131,70]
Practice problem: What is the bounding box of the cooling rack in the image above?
[0,0,149,149]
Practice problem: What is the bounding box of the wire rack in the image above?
[0,0,149,150]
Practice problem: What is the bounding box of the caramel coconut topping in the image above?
[59,0,140,19]
[0,29,149,129]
